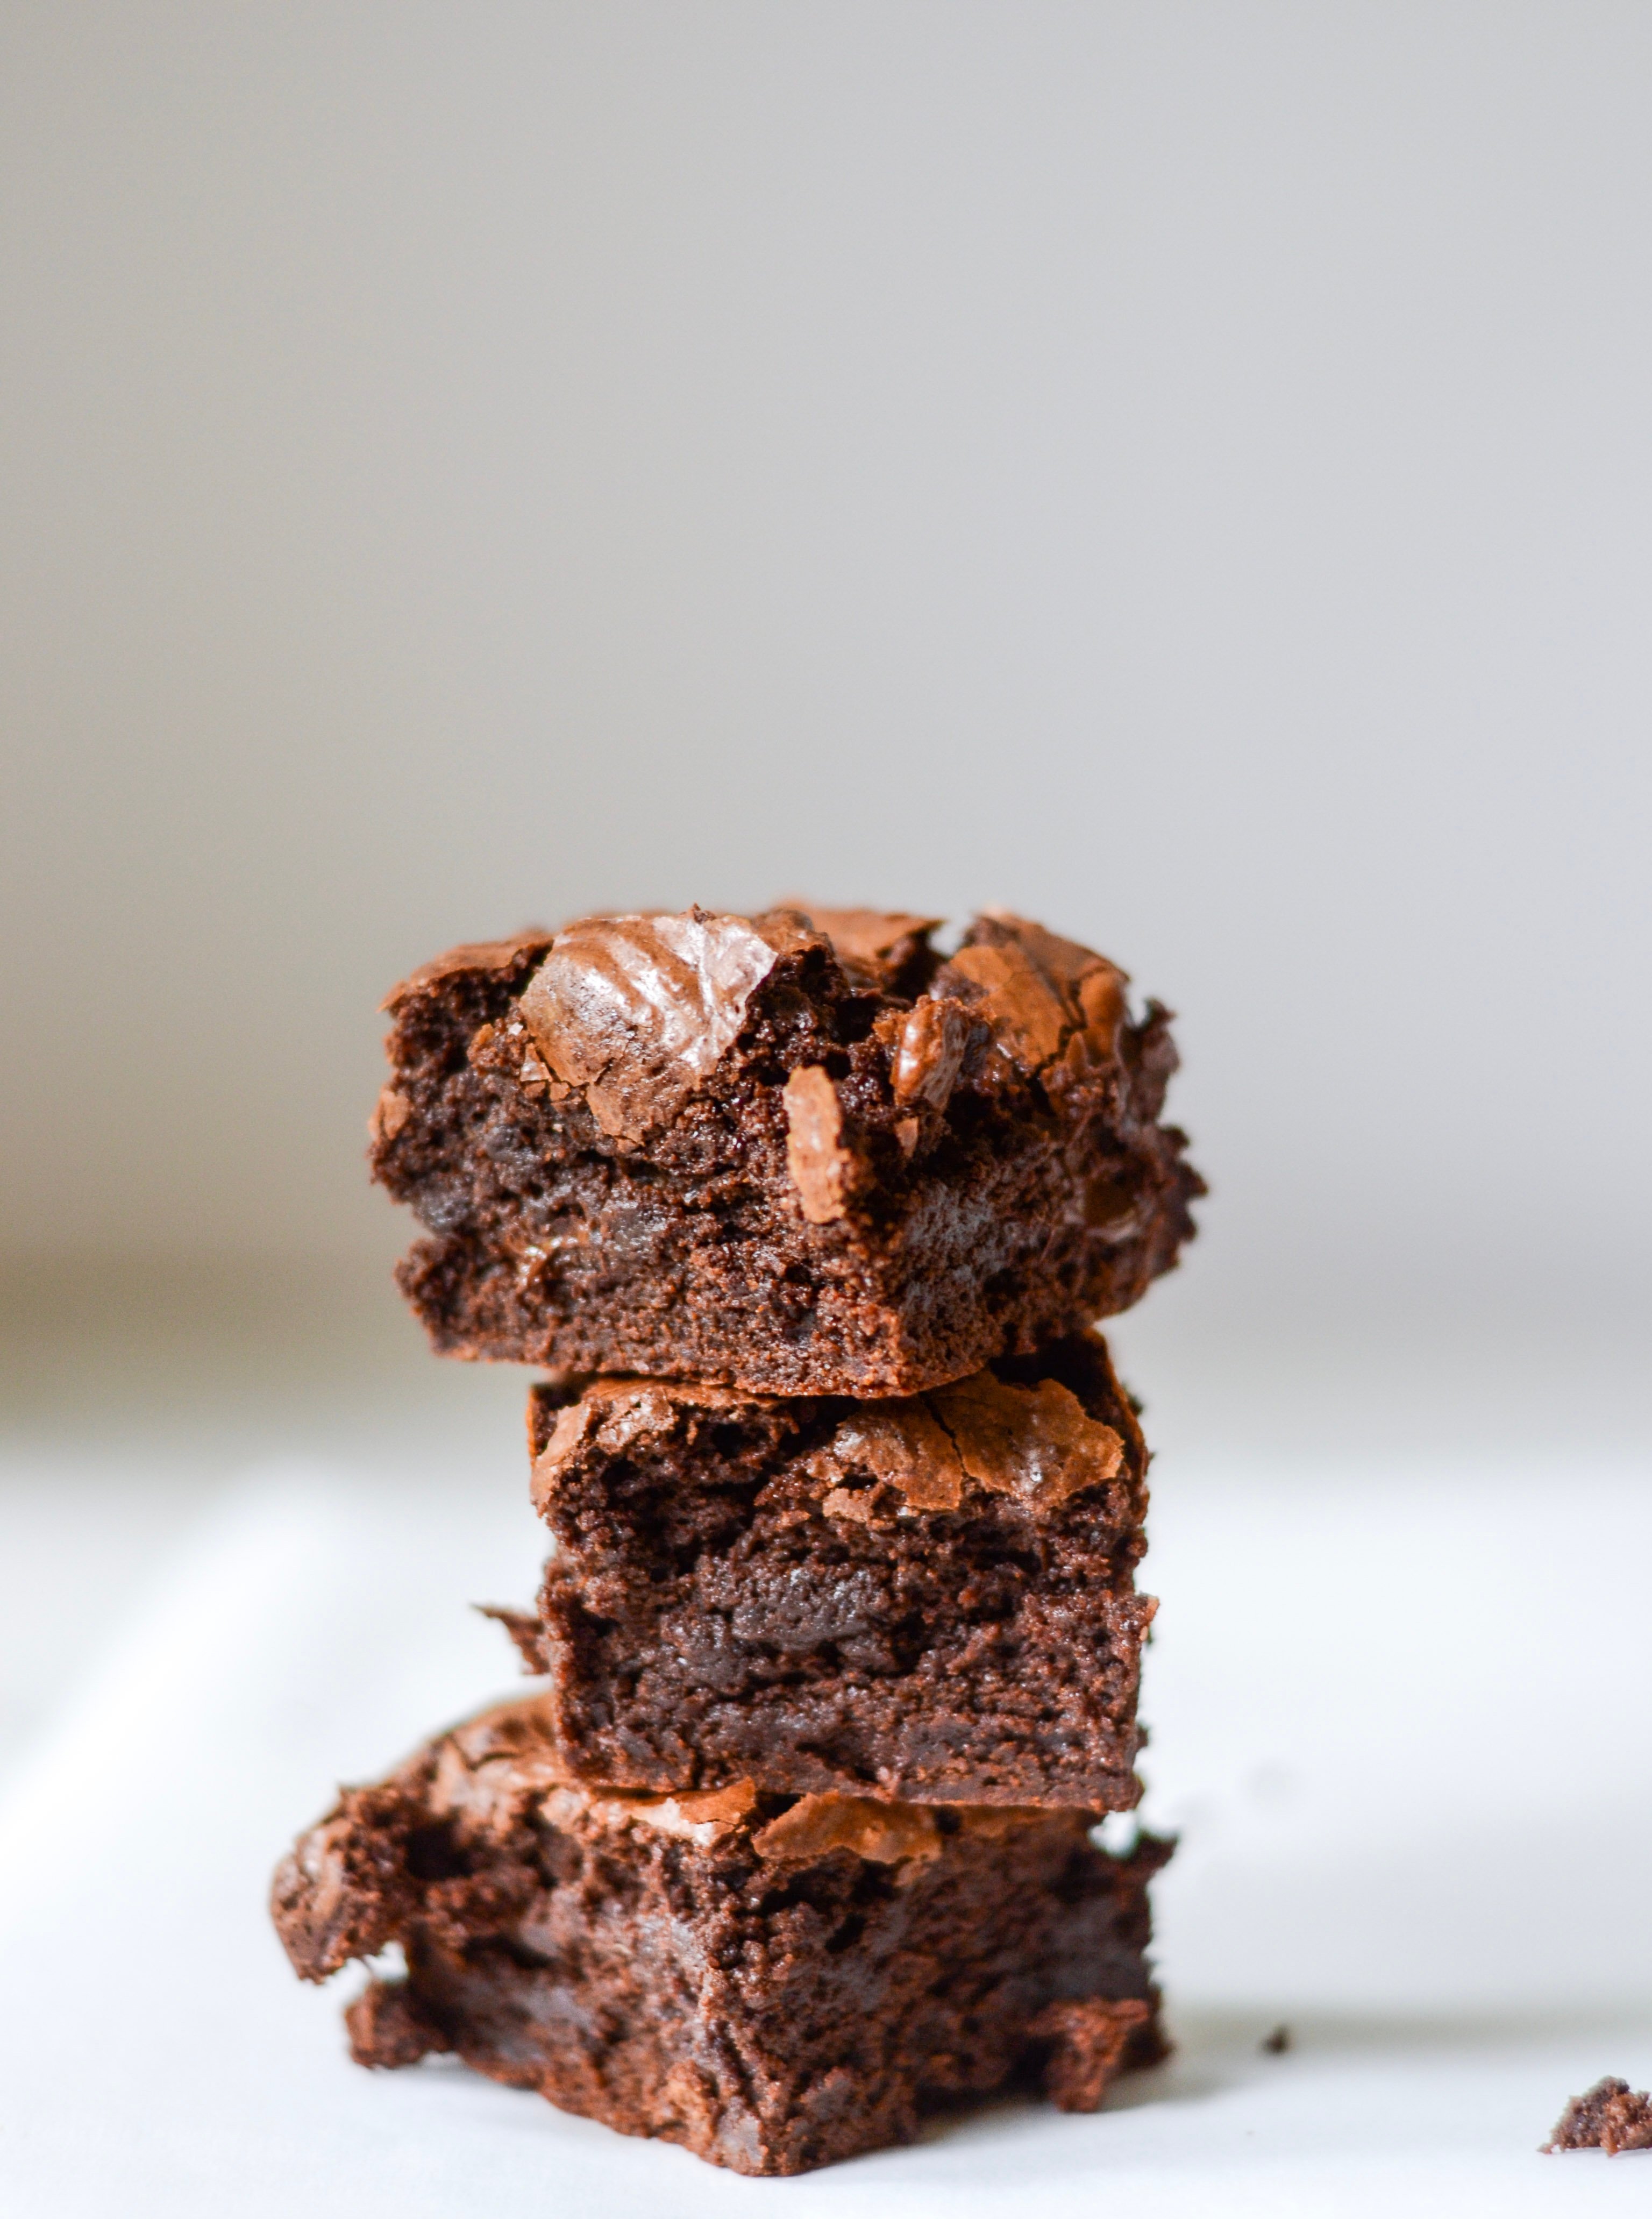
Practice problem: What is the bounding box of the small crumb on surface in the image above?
[1542,2077,1652,2155]
[1261,2025,1292,2055]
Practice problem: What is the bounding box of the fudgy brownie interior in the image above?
[371,906,1201,1394]
[270,1694,1170,2177]
[511,1331,1155,1807]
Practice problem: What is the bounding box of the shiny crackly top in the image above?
[382,905,1135,1158]
[529,1362,1130,1522]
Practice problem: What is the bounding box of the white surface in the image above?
[1,1456,1649,2216]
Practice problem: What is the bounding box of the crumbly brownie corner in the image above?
[270,1695,1172,2175]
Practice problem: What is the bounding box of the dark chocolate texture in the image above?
[371,906,1201,1395]
[514,1331,1153,1808]
[270,1695,1169,2177]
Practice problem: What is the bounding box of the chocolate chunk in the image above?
[890,993,971,1110]
[517,907,814,1142]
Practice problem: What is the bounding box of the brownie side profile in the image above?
[513,1331,1154,1808]
[369,906,1201,1394]
[270,1695,1170,2178]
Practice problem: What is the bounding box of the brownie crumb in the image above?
[1261,2024,1292,2054]
[1542,2076,1652,2155]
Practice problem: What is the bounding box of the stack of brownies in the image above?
[271,904,1202,2177]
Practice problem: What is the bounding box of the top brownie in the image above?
[372,905,1200,1395]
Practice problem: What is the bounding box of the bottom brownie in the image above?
[271,1694,1170,2177]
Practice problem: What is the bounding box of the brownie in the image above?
[270,1694,1170,2177]
[370,906,1201,1394]
[1543,2078,1652,2155]
[508,1330,1153,1808]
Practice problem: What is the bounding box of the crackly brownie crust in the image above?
[369,907,1201,1395]
[511,1331,1154,1807]
[270,1695,1169,2177]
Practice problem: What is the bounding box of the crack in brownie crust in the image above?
[270,1695,1171,2177]
[515,1331,1155,1807]
[370,907,1202,1394]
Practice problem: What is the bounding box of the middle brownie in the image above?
[509,1331,1154,1809]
